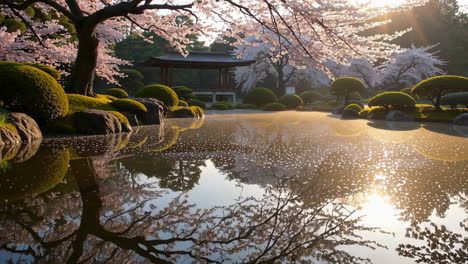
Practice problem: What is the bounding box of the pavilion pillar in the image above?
[168,66,173,86]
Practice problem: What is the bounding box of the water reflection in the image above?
[0,112,467,263]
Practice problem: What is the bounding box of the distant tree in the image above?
[412,75,468,110]
[325,58,379,90]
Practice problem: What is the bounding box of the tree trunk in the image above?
[434,94,442,111]
[69,26,99,96]
[344,94,350,106]
[276,71,286,96]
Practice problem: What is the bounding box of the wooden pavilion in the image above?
[141,51,255,103]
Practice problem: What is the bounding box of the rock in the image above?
[132,98,167,125]
[73,109,122,135]
[11,140,41,163]
[170,108,196,118]
[120,121,133,133]
[7,112,42,143]
[386,110,413,122]
[0,126,21,146]
[122,112,140,127]
[341,109,360,119]
[453,113,468,126]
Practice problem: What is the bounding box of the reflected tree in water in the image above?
[0,156,385,263]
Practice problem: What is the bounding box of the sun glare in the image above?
[354,0,409,8]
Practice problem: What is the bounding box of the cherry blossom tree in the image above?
[234,36,330,95]
[325,58,380,90]
[378,45,445,89]
[0,0,418,96]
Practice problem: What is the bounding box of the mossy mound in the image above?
[278,94,303,109]
[243,87,278,106]
[262,103,286,111]
[300,91,322,104]
[110,99,147,113]
[105,88,128,98]
[368,92,416,108]
[168,106,197,118]
[67,94,116,114]
[344,104,362,113]
[0,63,68,125]
[135,84,179,107]
[0,148,70,201]
[23,63,61,80]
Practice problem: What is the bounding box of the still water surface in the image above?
[0,111,467,263]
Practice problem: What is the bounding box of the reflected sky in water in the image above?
[0,111,467,263]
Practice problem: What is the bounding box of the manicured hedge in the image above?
[235,103,258,109]
[243,87,278,106]
[212,102,234,110]
[330,77,366,105]
[0,63,68,124]
[188,99,206,108]
[23,63,61,80]
[262,102,286,111]
[440,92,468,109]
[110,99,147,112]
[105,88,128,98]
[135,84,179,107]
[278,94,303,109]
[368,92,416,108]
[172,86,195,100]
[300,91,322,104]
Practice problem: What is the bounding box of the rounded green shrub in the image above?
[330,77,366,98]
[67,94,115,114]
[110,99,147,112]
[262,103,286,111]
[0,64,68,124]
[135,84,179,107]
[188,99,206,108]
[348,100,364,109]
[23,63,61,80]
[178,100,189,107]
[278,94,303,109]
[168,106,196,118]
[349,91,363,101]
[412,75,468,109]
[400,87,412,94]
[368,92,416,108]
[107,110,130,126]
[300,91,322,104]
[172,86,194,100]
[105,88,128,98]
[212,102,233,110]
[4,18,26,33]
[235,103,258,109]
[0,14,5,24]
[441,92,468,108]
[344,104,362,112]
[243,87,278,106]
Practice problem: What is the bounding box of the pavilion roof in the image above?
[141,51,255,69]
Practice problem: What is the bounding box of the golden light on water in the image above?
[359,192,399,225]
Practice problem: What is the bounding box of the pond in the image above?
[0,111,467,263]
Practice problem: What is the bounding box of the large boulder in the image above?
[7,112,42,143]
[132,98,167,125]
[121,112,140,127]
[386,110,414,122]
[73,109,122,135]
[0,126,21,145]
[453,113,468,126]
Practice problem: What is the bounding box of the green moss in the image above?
[172,86,194,100]
[110,98,147,113]
[24,6,35,17]
[3,18,26,33]
[300,91,322,104]
[262,102,286,111]
[278,94,303,109]
[243,87,278,106]
[0,108,8,124]
[0,14,5,24]
[96,94,118,101]
[22,63,61,80]
[178,100,189,107]
[188,99,206,108]
[0,63,68,125]
[105,88,128,98]
[135,84,179,107]
[67,94,115,114]
[168,106,196,118]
